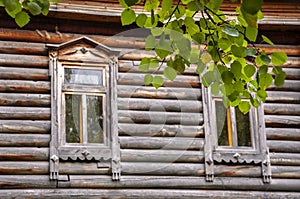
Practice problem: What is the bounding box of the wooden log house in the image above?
[0,0,299,198]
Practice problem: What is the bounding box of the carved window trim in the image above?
[48,37,121,181]
[202,85,271,183]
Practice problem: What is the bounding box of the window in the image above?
[202,85,271,183]
[48,37,121,181]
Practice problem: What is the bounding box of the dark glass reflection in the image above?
[215,100,229,146]
[87,95,104,143]
[65,94,81,143]
[64,68,103,85]
[235,107,252,147]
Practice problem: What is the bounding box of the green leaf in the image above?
[162,0,172,11]
[144,74,153,86]
[139,57,159,71]
[257,89,267,102]
[241,0,263,15]
[244,64,256,78]
[192,32,205,44]
[222,71,234,84]
[173,56,186,73]
[28,2,42,16]
[250,96,260,108]
[136,14,147,27]
[259,73,273,89]
[211,82,220,96]
[218,38,231,51]
[152,76,164,89]
[202,71,215,87]
[246,25,258,42]
[223,26,239,37]
[41,0,50,16]
[15,11,30,28]
[241,8,258,27]
[245,48,257,56]
[260,54,271,65]
[196,61,205,74]
[121,8,136,25]
[248,80,258,92]
[262,35,274,45]
[185,17,200,35]
[201,52,212,64]
[272,66,283,75]
[189,49,200,64]
[174,5,185,18]
[271,52,288,66]
[206,0,223,11]
[231,61,242,79]
[274,71,286,87]
[238,101,251,114]
[124,0,139,7]
[144,0,160,12]
[119,0,129,8]
[187,1,204,11]
[151,27,164,36]
[145,35,156,50]
[258,65,268,75]
[4,0,21,18]
[164,66,177,81]
[231,45,246,58]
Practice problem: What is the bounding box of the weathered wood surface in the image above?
[117,85,201,100]
[264,103,300,115]
[267,140,300,153]
[0,80,50,93]
[54,175,300,191]
[0,54,48,68]
[266,91,300,103]
[0,147,48,161]
[0,161,48,175]
[0,134,50,147]
[0,67,49,81]
[119,136,203,150]
[265,115,300,127]
[267,80,300,91]
[118,123,204,137]
[1,189,300,199]
[118,73,200,88]
[0,120,50,133]
[0,175,55,188]
[118,110,203,125]
[0,93,50,107]
[0,41,47,55]
[118,98,202,113]
[270,153,300,166]
[0,107,50,120]
[121,149,204,163]
[266,128,300,140]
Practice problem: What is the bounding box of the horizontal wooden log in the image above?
[118,110,203,125]
[0,147,49,161]
[265,115,300,128]
[118,123,204,137]
[118,98,202,113]
[267,80,300,91]
[122,162,204,176]
[0,93,50,107]
[266,128,300,141]
[1,189,300,199]
[268,140,300,153]
[0,41,47,55]
[264,103,300,115]
[117,85,201,100]
[281,68,300,80]
[0,161,48,175]
[266,91,300,103]
[60,162,110,175]
[0,134,50,147]
[121,149,204,163]
[119,60,197,75]
[119,136,204,150]
[0,120,50,133]
[59,175,300,191]
[0,80,50,93]
[0,53,48,68]
[0,67,49,80]
[0,175,55,188]
[0,107,50,120]
[118,73,200,88]
[270,153,300,166]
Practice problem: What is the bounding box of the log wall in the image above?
[0,14,299,198]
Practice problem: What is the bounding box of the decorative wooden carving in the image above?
[48,37,121,181]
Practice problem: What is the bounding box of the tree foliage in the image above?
[119,0,287,113]
[0,0,287,113]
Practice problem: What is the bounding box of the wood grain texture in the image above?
[0,93,50,107]
[0,147,49,161]
[0,107,50,120]
[0,80,50,93]
[0,134,50,147]
[0,120,50,133]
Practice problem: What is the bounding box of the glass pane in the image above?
[87,95,104,143]
[64,68,103,85]
[65,94,81,143]
[235,107,252,147]
[215,100,229,146]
